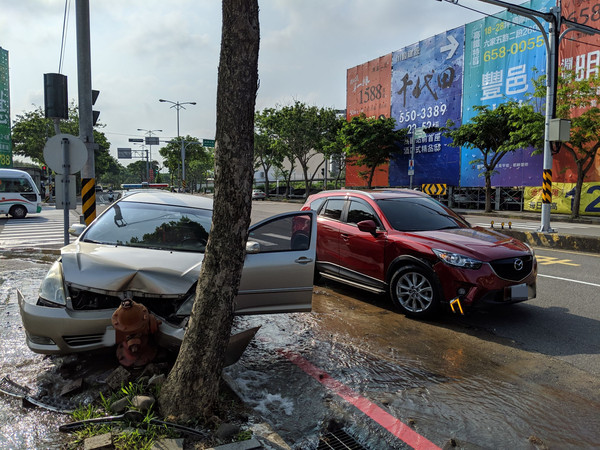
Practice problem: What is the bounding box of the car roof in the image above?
[119,190,214,209]
[315,188,429,200]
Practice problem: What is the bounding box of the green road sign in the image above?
[202,139,215,148]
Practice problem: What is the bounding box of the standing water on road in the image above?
[0,257,71,448]
[226,286,600,449]
[2,253,599,449]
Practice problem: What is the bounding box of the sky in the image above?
[1,0,508,168]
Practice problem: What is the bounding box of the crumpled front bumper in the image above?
[17,289,184,355]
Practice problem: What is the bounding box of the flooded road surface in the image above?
[227,282,600,449]
[2,253,599,449]
[0,255,70,449]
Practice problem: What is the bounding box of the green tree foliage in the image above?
[158,135,211,190]
[187,154,214,193]
[11,104,121,183]
[335,113,408,189]
[257,102,343,197]
[254,111,284,196]
[124,160,149,183]
[444,100,543,212]
[535,71,600,218]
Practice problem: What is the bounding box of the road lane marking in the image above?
[278,349,441,450]
[538,274,600,288]
[536,256,579,266]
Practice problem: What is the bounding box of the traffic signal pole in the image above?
[439,0,600,232]
[76,0,96,225]
[473,0,557,233]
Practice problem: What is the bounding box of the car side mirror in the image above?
[68,224,87,237]
[246,241,260,254]
[357,220,380,235]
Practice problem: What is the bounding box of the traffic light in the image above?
[44,73,68,119]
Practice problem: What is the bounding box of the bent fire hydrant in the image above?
[111,299,162,367]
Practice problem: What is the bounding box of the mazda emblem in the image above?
[514,258,524,271]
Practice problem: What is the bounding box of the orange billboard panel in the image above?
[346,54,392,187]
[556,0,600,182]
[346,54,392,120]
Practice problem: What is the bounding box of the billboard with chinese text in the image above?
[389,27,464,186]
[524,182,600,215]
[345,54,392,187]
[0,48,11,168]
[460,0,553,187]
[554,0,600,183]
[345,0,600,202]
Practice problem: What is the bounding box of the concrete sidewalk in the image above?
[455,208,600,253]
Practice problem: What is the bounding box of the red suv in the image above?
[301,189,537,318]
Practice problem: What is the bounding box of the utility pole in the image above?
[76,0,96,225]
[159,99,196,191]
[439,0,600,232]
[137,129,162,181]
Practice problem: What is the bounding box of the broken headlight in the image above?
[37,261,67,306]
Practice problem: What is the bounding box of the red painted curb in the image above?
[278,349,441,450]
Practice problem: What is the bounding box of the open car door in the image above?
[234,210,316,314]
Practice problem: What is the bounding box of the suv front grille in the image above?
[490,255,533,281]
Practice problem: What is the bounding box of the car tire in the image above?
[389,265,440,318]
[9,205,27,219]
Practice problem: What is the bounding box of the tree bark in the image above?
[484,174,492,213]
[158,0,259,420]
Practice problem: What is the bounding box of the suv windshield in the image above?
[82,201,212,252]
[377,197,468,232]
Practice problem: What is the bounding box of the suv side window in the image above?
[347,200,379,226]
[308,197,326,213]
[320,198,345,220]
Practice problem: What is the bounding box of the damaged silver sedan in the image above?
[18,191,316,359]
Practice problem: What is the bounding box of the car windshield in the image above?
[376,197,469,232]
[82,201,212,252]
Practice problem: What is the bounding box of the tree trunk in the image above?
[367,167,376,189]
[301,164,310,198]
[485,174,493,213]
[572,162,585,219]
[158,0,259,420]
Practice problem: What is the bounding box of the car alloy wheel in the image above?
[390,265,440,318]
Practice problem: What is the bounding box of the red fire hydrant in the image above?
[111,299,162,367]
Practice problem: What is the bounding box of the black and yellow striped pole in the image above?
[81,177,96,225]
[541,169,552,205]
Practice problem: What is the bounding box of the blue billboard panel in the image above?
[460,0,552,187]
[390,27,464,187]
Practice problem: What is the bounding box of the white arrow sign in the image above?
[441,35,459,60]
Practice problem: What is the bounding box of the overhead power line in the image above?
[58,0,71,73]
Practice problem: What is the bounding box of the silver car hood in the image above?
[61,242,203,296]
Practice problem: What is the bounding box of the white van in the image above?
[0,169,42,219]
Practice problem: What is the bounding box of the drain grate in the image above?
[317,428,366,450]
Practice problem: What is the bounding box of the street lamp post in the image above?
[137,128,162,182]
[159,99,196,190]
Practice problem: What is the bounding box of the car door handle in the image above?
[294,257,313,265]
